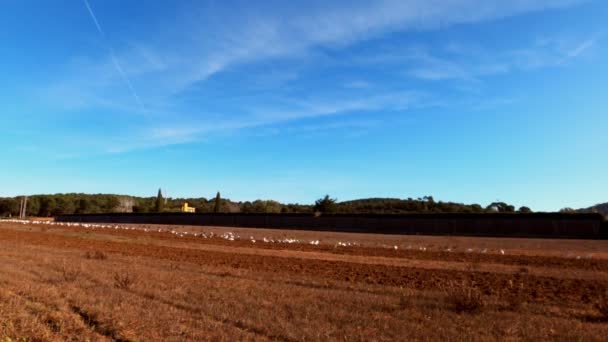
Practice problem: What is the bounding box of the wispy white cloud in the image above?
[344,80,372,89]
[254,91,422,123]
[565,38,596,58]
[406,34,598,82]
[42,0,593,154]
[66,0,591,100]
[164,0,588,92]
[263,120,382,140]
[96,90,424,153]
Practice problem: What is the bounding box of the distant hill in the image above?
[579,203,608,216]
[335,197,510,214]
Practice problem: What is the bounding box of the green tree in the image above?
[250,200,266,213]
[0,199,19,217]
[38,196,56,217]
[487,202,515,213]
[264,200,283,213]
[519,206,532,213]
[25,197,40,217]
[105,196,120,212]
[52,197,75,216]
[155,189,164,212]
[76,198,91,214]
[214,192,221,213]
[241,201,253,213]
[314,195,337,214]
[248,200,283,213]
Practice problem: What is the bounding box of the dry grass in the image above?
[597,291,608,320]
[444,281,486,314]
[0,221,608,340]
[398,288,415,309]
[59,262,81,282]
[84,250,107,260]
[113,272,136,290]
[502,278,527,311]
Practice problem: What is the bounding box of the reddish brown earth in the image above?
[1,221,608,341]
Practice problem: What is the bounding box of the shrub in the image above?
[444,282,485,314]
[113,272,135,290]
[84,251,107,260]
[60,264,81,282]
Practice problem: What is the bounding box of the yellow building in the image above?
[181,202,196,213]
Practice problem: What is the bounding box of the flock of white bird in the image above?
[6,219,594,258]
[0,219,329,247]
[0,218,485,253]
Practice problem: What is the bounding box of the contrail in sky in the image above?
[83,0,104,36]
[109,48,145,110]
[82,0,145,111]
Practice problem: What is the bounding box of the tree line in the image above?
[313,195,531,214]
[0,191,531,218]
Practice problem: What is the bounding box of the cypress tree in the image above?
[155,188,164,212]
[214,192,221,213]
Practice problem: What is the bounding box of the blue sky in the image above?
[0,0,606,211]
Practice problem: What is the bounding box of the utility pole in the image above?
[19,196,28,219]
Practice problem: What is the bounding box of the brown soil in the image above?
[1,222,608,341]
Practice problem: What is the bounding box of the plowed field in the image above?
[1,221,607,341]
